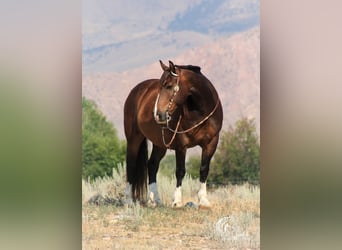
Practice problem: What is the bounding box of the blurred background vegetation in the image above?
[82,97,126,180]
[82,97,259,185]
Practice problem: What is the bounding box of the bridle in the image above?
[153,71,180,125]
[154,71,220,148]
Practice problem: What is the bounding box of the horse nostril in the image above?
[157,112,166,122]
[156,112,161,120]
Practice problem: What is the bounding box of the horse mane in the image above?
[175,64,202,74]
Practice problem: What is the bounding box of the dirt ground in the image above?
[82,185,260,250]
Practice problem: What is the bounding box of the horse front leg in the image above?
[198,135,219,208]
[147,145,166,207]
[172,148,186,207]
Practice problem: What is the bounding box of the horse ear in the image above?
[169,60,176,74]
[159,60,168,71]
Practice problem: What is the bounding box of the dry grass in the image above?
[82,165,260,249]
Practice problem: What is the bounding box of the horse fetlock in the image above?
[198,182,211,207]
[148,183,161,205]
[198,189,207,199]
[148,191,162,207]
[125,197,134,207]
[125,183,133,205]
[149,191,155,203]
[172,187,182,207]
[172,201,183,208]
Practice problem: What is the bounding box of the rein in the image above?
[167,99,220,134]
[161,98,220,148]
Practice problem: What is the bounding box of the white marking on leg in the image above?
[125,183,133,205]
[198,182,211,207]
[148,182,161,206]
[172,186,182,207]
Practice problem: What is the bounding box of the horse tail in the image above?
[131,138,148,202]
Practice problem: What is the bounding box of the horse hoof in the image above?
[172,201,183,208]
[148,200,163,208]
[147,202,157,208]
[125,198,133,207]
[199,198,211,208]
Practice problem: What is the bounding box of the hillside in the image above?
[82,27,259,139]
[82,0,259,72]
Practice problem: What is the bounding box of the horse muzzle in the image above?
[154,111,171,125]
[153,93,172,124]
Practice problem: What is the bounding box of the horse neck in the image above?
[189,76,218,112]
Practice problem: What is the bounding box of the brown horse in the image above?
[124,60,223,207]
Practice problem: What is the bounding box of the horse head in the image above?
[154,60,189,124]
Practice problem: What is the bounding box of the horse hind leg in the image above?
[198,135,219,208]
[125,181,133,206]
[125,135,147,205]
[147,145,166,207]
[125,142,136,206]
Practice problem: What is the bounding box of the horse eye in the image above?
[166,84,173,90]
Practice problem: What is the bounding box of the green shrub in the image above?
[82,97,125,180]
[209,117,260,185]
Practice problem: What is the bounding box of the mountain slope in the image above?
[82,0,259,72]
